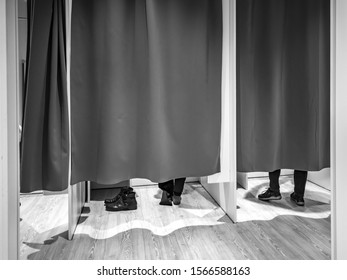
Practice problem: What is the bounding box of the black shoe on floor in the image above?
[105,195,137,211]
[104,187,134,205]
[172,195,182,205]
[258,188,282,201]
[104,191,136,206]
[159,191,172,206]
[290,192,305,206]
[105,191,136,207]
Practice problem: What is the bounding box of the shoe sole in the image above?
[159,201,172,206]
[172,198,181,205]
[104,197,136,206]
[290,197,305,206]
[105,205,137,211]
[258,196,282,201]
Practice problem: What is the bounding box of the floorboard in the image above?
[20,178,331,260]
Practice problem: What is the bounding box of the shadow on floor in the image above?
[239,177,330,213]
[21,180,331,260]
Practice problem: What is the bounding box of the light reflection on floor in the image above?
[75,184,226,239]
[20,180,331,259]
[237,176,331,223]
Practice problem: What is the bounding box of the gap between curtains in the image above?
[236,0,330,172]
[70,0,223,185]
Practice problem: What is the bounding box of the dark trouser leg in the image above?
[173,177,186,196]
[294,170,308,196]
[269,169,281,193]
[158,180,174,196]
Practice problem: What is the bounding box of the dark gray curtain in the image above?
[237,0,330,172]
[71,0,222,185]
[21,0,69,192]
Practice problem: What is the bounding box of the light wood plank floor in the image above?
[20,179,330,260]
[20,193,68,259]
[238,176,331,222]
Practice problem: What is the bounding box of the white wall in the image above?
[0,0,19,260]
[237,170,293,190]
[331,0,347,260]
[308,168,331,191]
[130,177,199,187]
[0,0,9,260]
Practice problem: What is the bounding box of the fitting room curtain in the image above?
[21,0,69,192]
[71,0,222,185]
[237,0,330,172]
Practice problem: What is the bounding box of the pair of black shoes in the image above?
[258,188,305,206]
[104,187,137,211]
[160,191,182,206]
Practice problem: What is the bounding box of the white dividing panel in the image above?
[202,0,237,222]
[0,0,20,260]
[247,170,293,178]
[91,180,130,189]
[237,170,294,190]
[131,179,163,187]
[68,182,86,240]
[331,0,347,260]
[131,177,200,187]
[308,168,331,191]
[86,181,91,203]
[0,0,8,258]
[66,0,86,240]
[237,172,248,189]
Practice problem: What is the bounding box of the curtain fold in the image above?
[237,0,330,172]
[71,0,223,185]
[21,0,69,192]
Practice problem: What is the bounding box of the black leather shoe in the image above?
[159,191,172,206]
[105,192,136,209]
[290,192,305,206]
[258,188,282,201]
[104,187,134,204]
[105,195,137,211]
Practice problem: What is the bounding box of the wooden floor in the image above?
[20,178,331,260]
[20,193,68,259]
[238,176,331,222]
